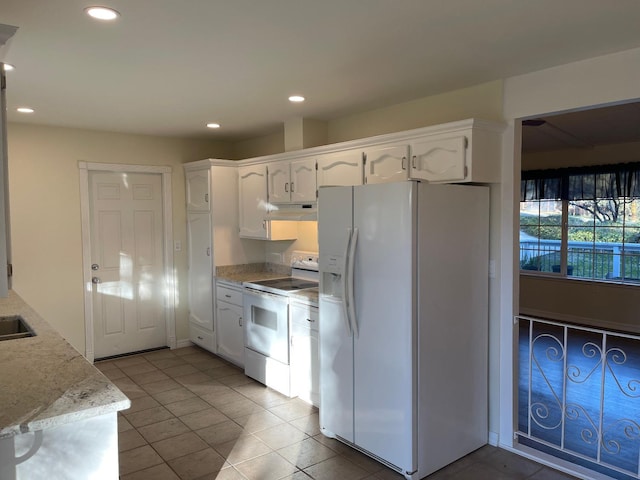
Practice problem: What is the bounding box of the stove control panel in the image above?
[291,250,319,271]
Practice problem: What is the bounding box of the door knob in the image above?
[92,277,101,284]
[91,264,100,271]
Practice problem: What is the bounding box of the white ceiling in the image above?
[3,0,640,142]
[522,103,640,153]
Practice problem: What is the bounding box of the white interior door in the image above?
[90,171,167,358]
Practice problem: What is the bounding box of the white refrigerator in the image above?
[318,181,489,479]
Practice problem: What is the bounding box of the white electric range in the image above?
[242,251,319,396]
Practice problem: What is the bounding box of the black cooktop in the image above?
[252,277,318,292]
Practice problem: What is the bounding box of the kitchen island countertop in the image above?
[0,291,130,438]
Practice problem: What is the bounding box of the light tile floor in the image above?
[95,346,580,480]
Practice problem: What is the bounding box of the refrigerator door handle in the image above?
[342,227,353,337]
[347,227,359,338]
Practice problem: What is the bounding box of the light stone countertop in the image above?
[0,291,130,438]
[216,263,319,306]
[215,262,291,287]
[288,288,319,306]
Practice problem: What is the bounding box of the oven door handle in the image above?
[342,228,353,337]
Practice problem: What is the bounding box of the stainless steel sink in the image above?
[0,315,36,341]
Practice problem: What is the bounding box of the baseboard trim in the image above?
[488,431,499,447]
[175,338,193,349]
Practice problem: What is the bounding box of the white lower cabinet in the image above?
[215,281,245,367]
[190,321,215,351]
[290,302,319,407]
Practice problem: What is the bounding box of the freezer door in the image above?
[318,296,354,441]
[318,186,355,442]
[352,182,417,473]
[318,186,352,277]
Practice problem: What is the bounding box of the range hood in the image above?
[266,203,317,221]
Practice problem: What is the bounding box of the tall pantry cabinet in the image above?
[184,159,262,354]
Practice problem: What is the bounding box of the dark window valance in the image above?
[521,162,640,201]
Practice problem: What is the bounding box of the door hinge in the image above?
[7,263,12,277]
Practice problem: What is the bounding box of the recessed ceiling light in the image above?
[85,6,120,21]
[206,123,221,129]
[3,64,14,72]
[289,95,305,103]
[17,107,34,113]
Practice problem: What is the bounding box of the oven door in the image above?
[243,289,290,364]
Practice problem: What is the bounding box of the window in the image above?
[520,163,640,284]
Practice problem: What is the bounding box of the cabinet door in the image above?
[317,151,363,187]
[291,304,319,406]
[216,300,244,367]
[186,169,210,211]
[364,144,409,184]
[187,213,213,330]
[410,135,467,182]
[267,161,291,204]
[238,165,268,239]
[290,158,317,203]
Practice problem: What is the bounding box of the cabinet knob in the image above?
[401,156,406,171]
[285,182,289,193]
[239,317,243,327]
[291,182,294,192]
[412,155,417,169]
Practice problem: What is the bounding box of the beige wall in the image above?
[7,123,230,352]
[522,139,640,170]
[232,130,284,160]
[265,221,318,266]
[327,80,504,143]
[520,276,640,333]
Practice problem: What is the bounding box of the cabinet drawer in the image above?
[216,284,243,305]
[291,303,319,332]
[190,322,215,352]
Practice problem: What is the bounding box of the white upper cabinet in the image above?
[408,124,502,184]
[290,158,317,203]
[409,135,467,183]
[186,169,210,211]
[267,158,316,204]
[238,164,269,239]
[317,150,363,187]
[364,144,410,184]
[267,161,290,204]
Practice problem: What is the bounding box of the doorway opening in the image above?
[516,103,640,479]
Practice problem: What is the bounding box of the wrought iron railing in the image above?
[517,315,640,479]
